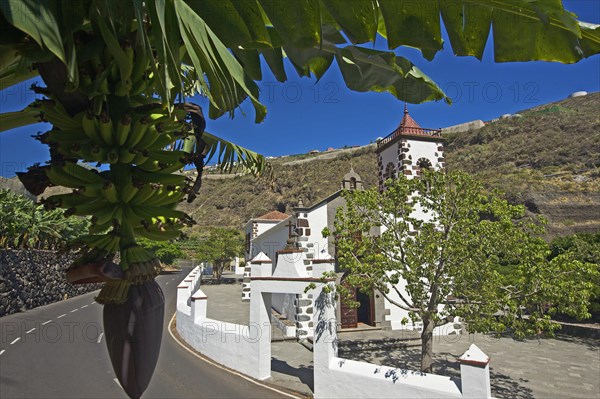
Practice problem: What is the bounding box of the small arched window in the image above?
[384,162,396,181]
[416,158,432,170]
[349,177,357,190]
[416,158,432,178]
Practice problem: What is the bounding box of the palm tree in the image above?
[0,1,598,397]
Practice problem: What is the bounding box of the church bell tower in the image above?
[375,105,445,192]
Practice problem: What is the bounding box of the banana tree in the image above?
[0,1,598,398]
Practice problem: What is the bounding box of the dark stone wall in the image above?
[0,250,101,317]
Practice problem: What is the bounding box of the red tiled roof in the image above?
[397,104,423,133]
[255,210,289,221]
[377,105,442,149]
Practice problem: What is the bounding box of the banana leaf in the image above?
[181,130,272,179]
[1,0,597,119]
[0,104,42,133]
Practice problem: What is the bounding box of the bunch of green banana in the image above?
[39,103,195,298]
[43,162,194,248]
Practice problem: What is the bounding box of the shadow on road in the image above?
[271,358,314,391]
[553,333,600,352]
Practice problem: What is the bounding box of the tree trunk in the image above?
[420,316,435,373]
[216,261,222,283]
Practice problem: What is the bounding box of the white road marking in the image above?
[10,337,21,345]
[81,305,88,309]
[25,328,36,334]
[57,314,66,319]
[165,282,169,285]
[113,378,122,388]
[91,301,96,305]
[0,350,5,356]
[70,308,78,313]
[42,320,52,325]
[97,333,104,344]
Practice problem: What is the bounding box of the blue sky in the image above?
[1,0,598,177]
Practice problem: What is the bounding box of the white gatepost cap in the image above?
[251,252,271,264]
[459,344,490,367]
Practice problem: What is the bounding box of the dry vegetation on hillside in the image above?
[445,92,600,237]
[181,93,599,238]
[178,146,379,229]
[445,92,599,195]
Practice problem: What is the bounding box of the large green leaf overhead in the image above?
[1,0,598,124]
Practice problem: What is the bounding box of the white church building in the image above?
[243,107,460,339]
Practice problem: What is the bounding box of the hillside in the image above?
[445,92,600,237]
[2,94,598,239]
[177,145,379,228]
[181,93,599,238]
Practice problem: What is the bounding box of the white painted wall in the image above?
[379,142,398,179]
[251,221,289,261]
[271,293,296,321]
[233,256,244,275]
[305,201,329,256]
[405,139,442,172]
[246,219,288,260]
[176,268,268,379]
[255,220,282,237]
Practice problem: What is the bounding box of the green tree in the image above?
[138,237,185,266]
[198,227,244,282]
[549,232,600,320]
[327,170,597,373]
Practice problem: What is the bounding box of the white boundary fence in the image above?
[176,254,492,398]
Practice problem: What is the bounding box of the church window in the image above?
[416,157,432,170]
[383,162,396,182]
[349,177,357,189]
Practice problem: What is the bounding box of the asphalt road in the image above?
[0,269,289,399]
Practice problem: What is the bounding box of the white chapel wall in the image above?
[255,220,281,237]
[405,139,442,171]
[305,201,329,255]
[379,143,398,177]
[251,222,289,261]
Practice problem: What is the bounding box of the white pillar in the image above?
[176,283,190,312]
[249,286,272,380]
[312,285,337,399]
[191,289,207,324]
[459,344,492,398]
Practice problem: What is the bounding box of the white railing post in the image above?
[459,344,492,398]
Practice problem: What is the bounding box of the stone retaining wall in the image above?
[0,249,101,317]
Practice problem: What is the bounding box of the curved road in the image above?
[0,269,289,398]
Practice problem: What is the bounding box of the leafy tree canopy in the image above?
[137,237,185,266]
[197,227,244,282]
[327,170,598,372]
